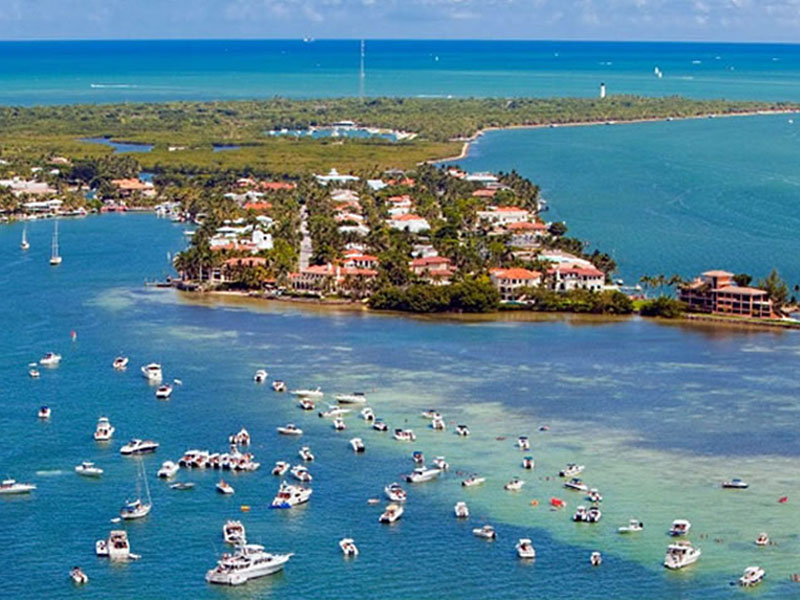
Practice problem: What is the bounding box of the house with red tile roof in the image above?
[547,265,605,292]
[388,213,430,233]
[409,256,455,285]
[679,270,775,318]
[289,263,378,296]
[504,221,549,247]
[489,267,542,301]
[476,205,532,226]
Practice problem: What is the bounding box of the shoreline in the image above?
[431,108,798,163]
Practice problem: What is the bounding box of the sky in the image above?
[2,0,800,43]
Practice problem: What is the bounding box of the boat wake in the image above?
[35,469,64,476]
[90,83,138,89]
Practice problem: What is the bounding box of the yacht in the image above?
[170,482,195,491]
[155,384,173,399]
[120,439,159,455]
[318,405,350,418]
[472,525,497,540]
[75,461,103,477]
[454,501,469,518]
[564,478,589,492]
[372,419,389,432]
[360,407,375,422]
[229,428,251,446]
[298,399,315,411]
[430,416,446,431]
[384,482,407,502]
[432,456,449,471]
[272,461,290,476]
[504,478,525,492]
[94,417,115,441]
[20,225,30,251]
[339,538,359,557]
[277,424,303,436]
[223,520,246,545]
[49,221,62,265]
[96,530,139,561]
[590,551,603,566]
[618,519,644,534]
[421,409,440,420]
[587,489,603,503]
[332,417,347,431]
[462,475,485,487]
[350,438,365,453]
[516,538,536,559]
[39,352,62,366]
[755,532,770,546]
[455,424,470,437]
[120,498,151,520]
[112,356,129,370]
[69,566,88,585]
[517,436,530,450]
[205,543,293,586]
[379,503,404,523]
[559,463,584,477]
[140,363,163,382]
[157,461,179,478]
[0,479,36,495]
[216,480,235,495]
[664,541,701,569]
[586,506,602,523]
[739,566,765,587]
[522,456,534,469]
[722,478,749,489]
[272,380,287,392]
[573,506,588,522]
[298,446,315,462]
[335,392,367,404]
[393,428,416,442]
[290,465,312,483]
[669,519,691,537]
[270,481,312,508]
[406,467,442,483]
[291,387,323,399]
[37,406,51,419]
[253,369,268,383]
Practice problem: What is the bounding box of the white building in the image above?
[548,265,605,292]
[315,169,360,186]
[388,214,430,234]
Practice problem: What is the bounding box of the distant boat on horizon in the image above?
[21,224,30,250]
[49,221,62,266]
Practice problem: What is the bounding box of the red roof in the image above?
[550,266,604,277]
[702,270,734,277]
[490,267,541,280]
[472,189,497,198]
[506,221,547,231]
[259,181,296,191]
[243,201,272,212]
[491,206,529,213]
[410,256,452,268]
[388,194,412,203]
[715,286,768,296]
[392,214,426,222]
[224,257,268,267]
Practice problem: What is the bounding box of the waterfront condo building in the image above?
[679,270,775,318]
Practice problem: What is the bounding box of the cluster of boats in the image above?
[176,446,260,471]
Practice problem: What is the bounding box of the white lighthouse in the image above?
[599,82,607,99]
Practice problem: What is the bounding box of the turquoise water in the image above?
[3,214,800,598]
[453,113,800,287]
[6,40,800,105]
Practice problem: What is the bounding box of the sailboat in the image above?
[120,460,152,520]
[49,222,62,265]
[20,225,30,251]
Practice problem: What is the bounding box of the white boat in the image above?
[664,541,701,569]
[39,352,61,366]
[360,407,375,422]
[406,467,442,483]
[586,506,602,523]
[298,446,315,462]
[573,506,587,522]
[69,566,88,585]
[28,368,40,378]
[504,477,525,492]
[393,428,416,442]
[216,480,235,495]
[332,417,347,431]
[272,461,290,476]
[253,369,268,383]
[559,463,584,477]
[384,482,407,502]
[618,519,644,534]
[223,520,246,545]
[669,519,691,537]
[432,456,449,471]
[112,356,129,370]
[522,456,534,469]
[516,538,536,559]
[277,424,303,436]
[291,387,323,399]
[421,409,440,420]
[49,221,62,265]
[412,451,424,465]
[379,503,404,523]
[120,439,159,455]
[472,525,497,540]
[20,225,30,251]
[462,475,485,488]
[339,538,359,557]
[272,380,287,392]
[431,416,446,431]
[298,399,315,411]
[517,436,530,450]
[205,542,293,586]
[170,482,195,491]
[94,417,115,441]
[96,530,139,561]
[587,488,603,503]
[229,428,251,446]
[372,419,389,432]
[755,532,769,546]
[722,478,749,489]
[157,461,179,478]
[120,460,152,520]
[739,565,765,587]
[0,479,36,495]
[155,384,173,399]
[270,481,312,508]
[454,501,469,518]
[318,405,350,418]
[350,437,365,453]
[75,461,103,477]
[290,465,312,482]
[590,551,603,566]
[564,478,589,492]
[140,363,163,382]
[335,392,367,404]
[37,406,51,419]
[455,424,470,437]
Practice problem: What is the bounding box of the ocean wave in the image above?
[90,83,138,89]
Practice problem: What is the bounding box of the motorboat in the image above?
[564,478,589,492]
[180,449,210,468]
[618,519,644,534]
[37,406,51,419]
[412,451,424,465]
[120,439,159,455]
[69,566,88,585]
[522,456,534,469]
[559,463,584,477]
[590,551,603,566]
[739,566,765,587]
[539,425,550,431]
[755,532,770,546]
[170,482,195,491]
[462,475,485,488]
[455,424,470,437]
[205,542,293,586]
[270,481,312,509]
[272,461,290,476]
[454,501,469,518]
[384,482,407,502]
[722,478,749,489]
[39,352,61,367]
[517,436,530,451]
[94,417,115,441]
[113,356,129,370]
[586,506,602,523]
[339,538,359,557]
[28,368,40,378]
[335,392,367,404]
[140,362,163,382]
[291,387,323,399]
[298,446,315,462]
[393,428,416,442]
[253,369,268,383]
[573,506,588,522]
[587,488,603,503]
[504,477,525,492]
[472,525,497,540]
[96,530,139,561]
[223,520,246,545]
[277,424,303,436]
[157,461,179,478]
[664,541,701,569]
[0,479,36,495]
[298,399,315,411]
[421,409,440,420]
[319,405,350,419]
[360,407,375,422]
[406,467,442,483]
[431,415,446,431]
[120,498,152,520]
[75,461,103,477]
[516,538,536,559]
[291,465,312,483]
[379,503,404,524]
[155,384,173,399]
[229,428,251,446]
[550,497,567,509]
[669,519,691,537]
[272,380,287,392]
[372,419,389,432]
[432,456,449,471]
[20,225,30,251]
[350,438,365,453]
[332,417,347,431]
[217,480,235,495]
